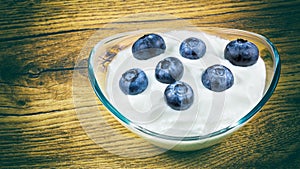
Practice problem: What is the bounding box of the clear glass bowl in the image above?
[88,27,280,151]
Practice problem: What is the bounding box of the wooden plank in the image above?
[0,107,299,168]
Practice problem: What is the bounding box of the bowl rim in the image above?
[88,27,281,141]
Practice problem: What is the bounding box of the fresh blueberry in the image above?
[155,57,184,84]
[224,39,259,66]
[119,68,148,95]
[132,33,166,60]
[179,37,206,60]
[201,64,234,92]
[164,81,194,111]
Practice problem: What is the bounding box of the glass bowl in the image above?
[88,27,280,151]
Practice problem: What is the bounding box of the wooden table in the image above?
[1,0,299,168]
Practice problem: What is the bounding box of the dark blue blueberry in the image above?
[132,33,166,60]
[224,39,259,66]
[201,64,234,92]
[164,81,194,111]
[155,57,184,84]
[119,68,148,95]
[179,37,206,60]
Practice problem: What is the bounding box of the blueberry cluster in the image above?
[119,33,259,111]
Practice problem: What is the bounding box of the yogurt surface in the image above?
[105,30,266,137]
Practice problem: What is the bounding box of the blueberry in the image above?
[132,33,166,60]
[179,37,206,60]
[119,68,148,95]
[201,64,234,92]
[224,39,259,66]
[164,81,194,111]
[155,57,184,84]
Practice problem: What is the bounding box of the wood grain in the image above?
[0,0,299,168]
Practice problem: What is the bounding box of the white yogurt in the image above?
[105,30,266,137]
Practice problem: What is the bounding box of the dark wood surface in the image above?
[0,0,299,168]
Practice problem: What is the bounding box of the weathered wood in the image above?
[0,0,299,168]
